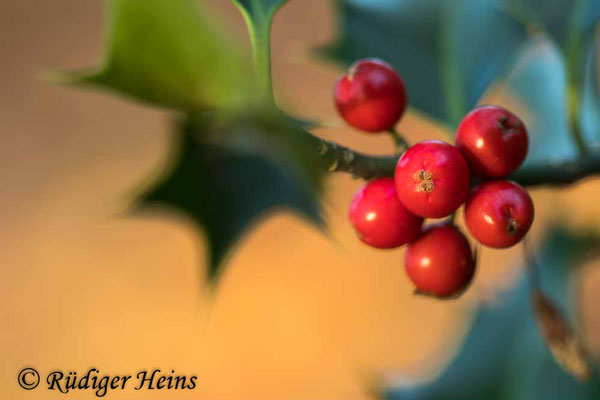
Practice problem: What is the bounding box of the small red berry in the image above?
[455,105,528,177]
[395,140,470,218]
[349,178,423,249]
[334,58,407,133]
[464,180,534,248]
[405,224,475,298]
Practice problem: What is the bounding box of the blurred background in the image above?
[1,1,600,399]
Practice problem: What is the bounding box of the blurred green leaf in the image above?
[506,37,579,164]
[580,34,600,144]
[56,0,250,111]
[137,110,324,284]
[322,0,526,126]
[500,0,600,158]
[384,226,600,400]
[504,0,600,46]
[506,33,600,163]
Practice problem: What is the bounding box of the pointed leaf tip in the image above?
[55,0,251,111]
[138,111,324,286]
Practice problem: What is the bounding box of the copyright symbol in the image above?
[18,368,40,390]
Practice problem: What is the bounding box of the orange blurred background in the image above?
[1,1,600,399]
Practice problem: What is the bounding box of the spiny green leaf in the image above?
[54,0,251,111]
[384,226,600,400]
[322,0,526,126]
[137,110,324,285]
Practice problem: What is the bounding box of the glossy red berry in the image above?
[395,140,470,218]
[349,178,423,249]
[455,105,528,178]
[405,224,475,298]
[334,58,407,133]
[464,180,534,248]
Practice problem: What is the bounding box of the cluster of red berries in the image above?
[335,59,535,298]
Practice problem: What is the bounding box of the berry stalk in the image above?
[308,130,600,187]
[387,129,409,153]
[309,132,397,179]
[236,2,600,189]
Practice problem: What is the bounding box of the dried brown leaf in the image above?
[532,291,591,380]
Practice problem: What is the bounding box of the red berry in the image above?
[349,178,423,249]
[334,58,407,133]
[455,105,528,177]
[464,180,534,248]
[395,140,470,218]
[405,224,475,298]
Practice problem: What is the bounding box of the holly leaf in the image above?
[137,110,324,284]
[322,0,526,126]
[499,0,600,157]
[506,37,580,164]
[54,0,251,111]
[383,226,600,400]
[506,34,600,167]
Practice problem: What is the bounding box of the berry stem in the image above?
[308,131,397,179]
[308,128,600,186]
[386,129,409,153]
[509,151,600,186]
[447,212,457,224]
[233,0,600,188]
